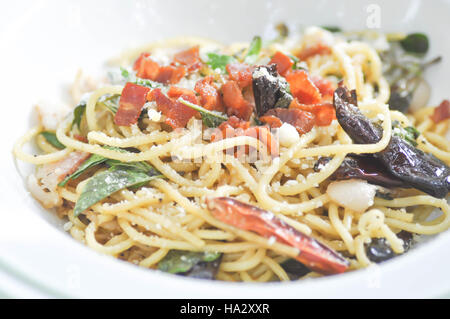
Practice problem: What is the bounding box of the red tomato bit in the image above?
[211,116,279,157]
[290,99,336,127]
[269,51,294,76]
[261,108,316,134]
[222,81,254,121]
[133,53,160,80]
[151,88,198,129]
[226,63,254,88]
[312,76,335,99]
[285,70,322,105]
[194,76,224,112]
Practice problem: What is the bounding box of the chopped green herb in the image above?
[206,53,237,73]
[120,67,130,78]
[392,121,420,147]
[244,36,262,64]
[178,98,228,128]
[400,33,429,54]
[158,250,221,274]
[40,131,65,149]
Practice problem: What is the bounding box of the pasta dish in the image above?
[13,25,450,281]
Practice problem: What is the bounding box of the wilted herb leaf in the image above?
[158,250,221,274]
[400,33,429,54]
[40,131,65,149]
[178,98,228,128]
[321,26,342,33]
[71,102,86,129]
[58,153,108,187]
[73,166,162,216]
[392,121,420,147]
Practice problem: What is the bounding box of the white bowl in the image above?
[1,0,449,298]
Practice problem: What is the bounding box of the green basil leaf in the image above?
[400,33,429,54]
[244,36,262,64]
[58,154,108,187]
[73,167,162,217]
[71,102,86,129]
[40,131,65,149]
[206,53,237,73]
[105,159,159,175]
[178,98,228,128]
[58,146,127,187]
[158,250,221,274]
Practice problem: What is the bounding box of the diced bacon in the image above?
[173,46,202,72]
[290,99,336,127]
[312,76,335,99]
[226,63,254,88]
[285,70,322,105]
[222,81,254,121]
[194,76,224,112]
[263,108,315,135]
[211,116,278,157]
[133,53,160,80]
[269,51,294,76]
[155,65,187,84]
[298,43,332,61]
[133,52,188,84]
[430,99,450,123]
[114,82,150,126]
[152,88,198,129]
[167,86,199,104]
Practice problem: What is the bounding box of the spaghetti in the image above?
[13,26,450,282]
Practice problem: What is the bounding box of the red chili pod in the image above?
[206,197,349,275]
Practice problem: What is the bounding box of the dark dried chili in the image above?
[333,86,450,198]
